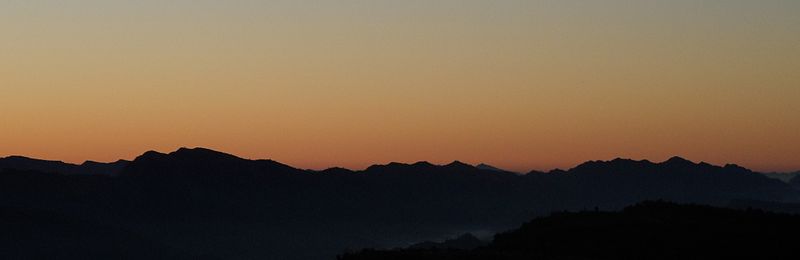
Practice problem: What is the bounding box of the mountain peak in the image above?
[445,160,474,169]
[663,156,693,165]
[132,148,244,163]
[412,161,435,167]
[124,147,301,177]
[171,147,238,157]
[137,150,166,159]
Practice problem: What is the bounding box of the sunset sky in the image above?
[2,1,799,172]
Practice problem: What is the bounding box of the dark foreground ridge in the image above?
[340,201,800,260]
[2,147,800,259]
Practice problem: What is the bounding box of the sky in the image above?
[1,0,799,172]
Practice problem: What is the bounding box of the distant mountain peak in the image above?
[386,162,409,167]
[171,147,239,158]
[664,156,693,165]
[443,160,475,171]
[446,160,472,168]
[132,148,244,164]
[362,160,485,175]
[138,150,166,159]
[123,147,302,177]
[476,163,511,173]
[174,147,216,153]
[412,161,435,167]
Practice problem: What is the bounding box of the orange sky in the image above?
[1,1,799,172]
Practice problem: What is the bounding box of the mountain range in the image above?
[2,147,799,259]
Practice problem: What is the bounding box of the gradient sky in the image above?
[2,0,799,172]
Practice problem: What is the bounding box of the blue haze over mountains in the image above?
[2,147,800,259]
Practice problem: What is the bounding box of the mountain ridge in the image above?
[0,147,780,177]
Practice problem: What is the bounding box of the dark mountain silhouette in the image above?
[123,147,303,177]
[475,163,514,173]
[0,156,129,176]
[1,147,798,259]
[339,201,800,260]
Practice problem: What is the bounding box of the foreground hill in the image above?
[340,201,800,260]
[1,148,798,259]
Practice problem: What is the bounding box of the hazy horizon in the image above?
[2,0,799,173]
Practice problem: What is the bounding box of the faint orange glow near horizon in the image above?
[1,1,799,173]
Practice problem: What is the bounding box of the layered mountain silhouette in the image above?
[1,147,798,259]
[339,201,800,260]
